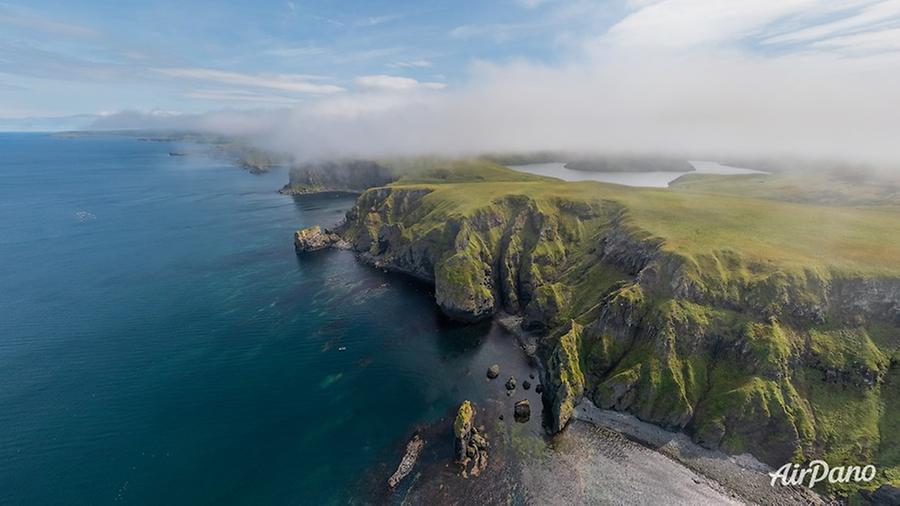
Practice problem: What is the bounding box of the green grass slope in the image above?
[306,159,900,498]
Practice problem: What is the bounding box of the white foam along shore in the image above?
[573,400,833,506]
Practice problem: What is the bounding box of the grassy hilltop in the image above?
[300,158,900,498]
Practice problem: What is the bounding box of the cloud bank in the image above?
[93,0,900,167]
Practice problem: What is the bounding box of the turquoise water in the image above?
[0,133,541,505]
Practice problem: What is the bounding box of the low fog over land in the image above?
[91,49,900,171]
[3,1,896,170]
[87,1,900,171]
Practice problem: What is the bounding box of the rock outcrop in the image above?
[388,435,425,488]
[544,321,585,433]
[514,400,531,422]
[280,159,396,195]
[453,401,488,478]
[294,225,347,252]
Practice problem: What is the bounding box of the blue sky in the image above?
[2,0,900,165]
[0,0,628,123]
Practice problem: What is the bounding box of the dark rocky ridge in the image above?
[280,159,397,195]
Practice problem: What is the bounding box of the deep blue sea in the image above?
[0,133,543,505]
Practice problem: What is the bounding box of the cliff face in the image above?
[329,184,900,494]
[281,160,397,195]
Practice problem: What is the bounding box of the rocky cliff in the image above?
[280,159,397,195]
[320,180,900,496]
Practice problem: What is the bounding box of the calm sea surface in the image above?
[0,133,542,505]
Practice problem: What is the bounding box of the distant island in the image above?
[52,130,288,175]
[292,157,900,501]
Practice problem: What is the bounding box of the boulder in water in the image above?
[514,400,531,422]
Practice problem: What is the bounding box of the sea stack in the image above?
[453,401,488,478]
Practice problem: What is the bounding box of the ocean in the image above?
[0,133,767,506]
[0,133,544,505]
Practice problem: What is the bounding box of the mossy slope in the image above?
[314,159,900,497]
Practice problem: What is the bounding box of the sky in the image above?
[2,0,900,163]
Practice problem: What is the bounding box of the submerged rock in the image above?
[535,383,543,394]
[514,400,531,422]
[387,434,425,488]
[487,364,500,379]
[505,376,517,391]
[523,380,531,390]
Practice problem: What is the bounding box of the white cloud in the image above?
[763,0,900,45]
[810,25,900,52]
[184,89,304,104]
[388,59,433,69]
[93,0,900,167]
[604,0,900,54]
[263,46,330,58]
[154,67,345,94]
[354,14,403,27]
[450,23,529,41]
[605,0,826,49]
[0,6,98,38]
[354,74,447,92]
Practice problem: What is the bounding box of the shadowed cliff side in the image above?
[280,160,398,195]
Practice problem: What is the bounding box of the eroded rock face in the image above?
[334,187,594,323]
[435,248,496,322]
[281,159,396,195]
[294,225,346,252]
[544,322,585,433]
[453,401,488,478]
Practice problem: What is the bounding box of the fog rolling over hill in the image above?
[6,0,900,504]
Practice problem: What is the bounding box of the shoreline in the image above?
[288,191,845,505]
[299,236,838,504]
[495,308,832,505]
[573,401,833,505]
